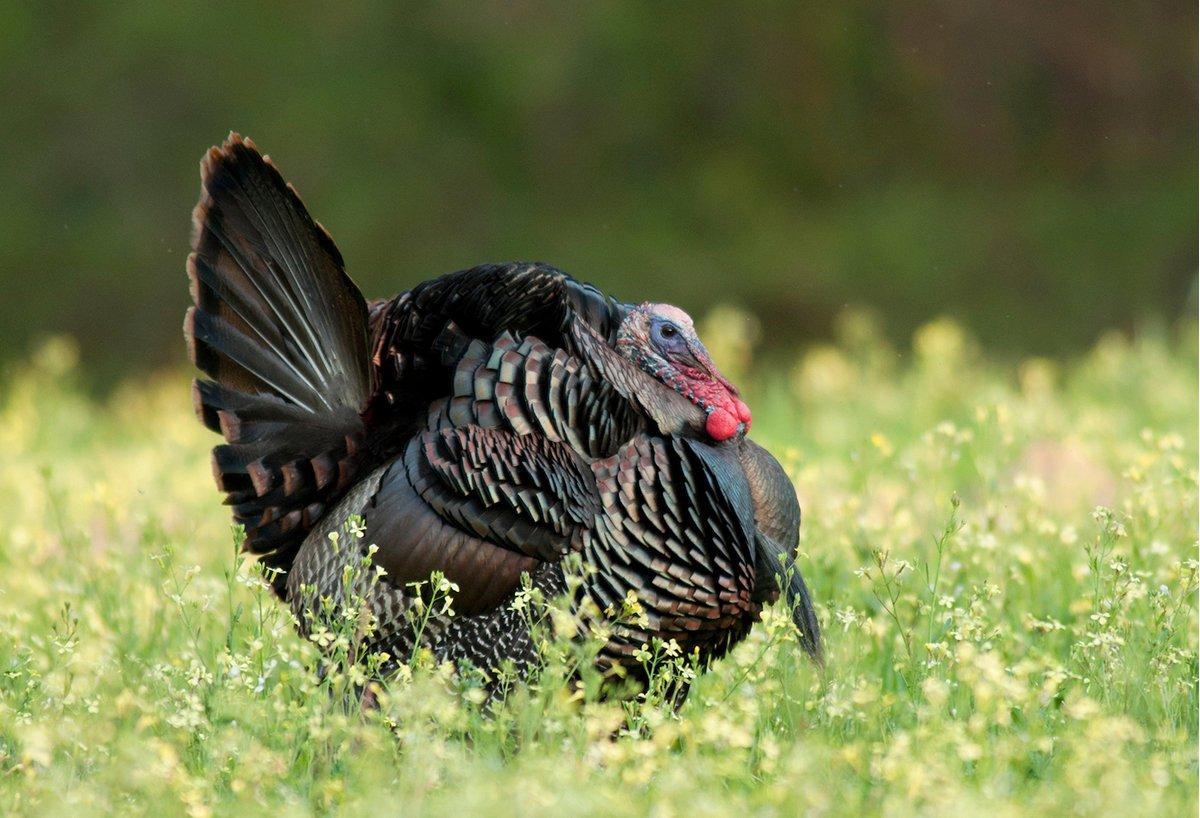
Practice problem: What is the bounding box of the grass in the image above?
[0,311,1196,817]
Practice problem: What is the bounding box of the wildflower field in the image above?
[0,314,1196,817]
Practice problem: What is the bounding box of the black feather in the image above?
[756,532,824,666]
[186,133,372,593]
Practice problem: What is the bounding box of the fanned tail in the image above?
[186,133,373,595]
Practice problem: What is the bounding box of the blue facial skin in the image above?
[650,317,685,356]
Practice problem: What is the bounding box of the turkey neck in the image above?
[567,318,708,438]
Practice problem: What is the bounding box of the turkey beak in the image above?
[680,338,740,397]
[674,339,706,375]
[681,337,753,434]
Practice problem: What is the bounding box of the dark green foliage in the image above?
[0,2,1194,380]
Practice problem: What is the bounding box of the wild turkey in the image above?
[187,133,822,697]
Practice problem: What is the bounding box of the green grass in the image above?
[0,313,1196,817]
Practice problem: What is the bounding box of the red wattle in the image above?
[734,398,752,428]
[706,408,739,441]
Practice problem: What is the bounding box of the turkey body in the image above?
[187,134,821,697]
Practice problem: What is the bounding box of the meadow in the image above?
[0,312,1196,817]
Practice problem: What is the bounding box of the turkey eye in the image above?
[660,324,677,339]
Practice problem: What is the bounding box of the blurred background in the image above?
[0,1,1195,385]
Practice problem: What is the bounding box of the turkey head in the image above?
[615,303,753,442]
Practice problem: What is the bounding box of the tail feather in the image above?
[187,307,329,409]
[756,532,824,667]
[187,133,373,595]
